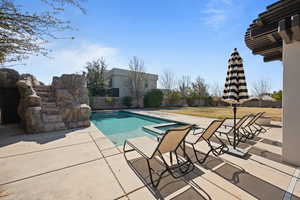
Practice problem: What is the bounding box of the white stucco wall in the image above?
[282,40,300,166]
[107,68,158,97]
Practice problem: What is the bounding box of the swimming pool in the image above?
[91,111,182,146]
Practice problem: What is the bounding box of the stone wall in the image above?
[90,96,142,110]
[161,97,206,107]
[241,99,282,108]
[90,96,208,110]
[209,98,282,108]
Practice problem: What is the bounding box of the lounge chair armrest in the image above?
[222,124,233,129]
[157,135,163,142]
[191,124,205,135]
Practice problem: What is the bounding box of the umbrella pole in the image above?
[233,104,237,149]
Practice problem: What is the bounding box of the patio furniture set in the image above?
[124,112,267,187]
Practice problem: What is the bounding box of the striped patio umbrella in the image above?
[222,48,249,150]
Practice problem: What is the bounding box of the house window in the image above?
[145,80,148,88]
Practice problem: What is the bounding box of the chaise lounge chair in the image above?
[239,112,267,140]
[185,119,228,164]
[123,125,194,187]
[217,115,250,146]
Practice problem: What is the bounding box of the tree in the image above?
[159,70,176,91]
[0,0,84,65]
[252,79,271,98]
[178,75,191,98]
[252,79,271,106]
[210,82,223,98]
[209,82,223,106]
[271,90,282,101]
[128,56,147,107]
[192,76,209,98]
[159,70,177,106]
[85,58,107,96]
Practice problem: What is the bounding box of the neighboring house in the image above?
[105,68,158,97]
[250,95,277,102]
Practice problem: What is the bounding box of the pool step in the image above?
[143,123,178,135]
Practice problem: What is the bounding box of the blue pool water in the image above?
[91,111,174,146]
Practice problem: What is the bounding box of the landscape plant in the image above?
[144,89,164,108]
[186,92,198,107]
[105,97,115,107]
[127,56,147,107]
[85,58,107,96]
[122,96,133,108]
[168,91,181,106]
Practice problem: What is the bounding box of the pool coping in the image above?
[92,109,190,125]
[90,110,190,146]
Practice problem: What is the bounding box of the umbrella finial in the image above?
[234,48,237,51]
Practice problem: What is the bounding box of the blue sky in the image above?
[14,0,282,93]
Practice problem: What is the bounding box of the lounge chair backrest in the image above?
[201,119,225,141]
[226,115,249,134]
[235,115,250,129]
[245,112,264,127]
[158,125,192,154]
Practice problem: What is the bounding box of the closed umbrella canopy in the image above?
[222,48,249,153]
[222,48,249,104]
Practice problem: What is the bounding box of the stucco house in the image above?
[105,68,158,97]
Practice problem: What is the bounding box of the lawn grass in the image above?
[159,106,282,121]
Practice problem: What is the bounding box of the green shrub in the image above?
[186,92,198,106]
[168,91,181,106]
[144,89,164,108]
[122,96,133,108]
[105,97,115,106]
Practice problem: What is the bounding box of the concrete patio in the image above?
[0,111,299,200]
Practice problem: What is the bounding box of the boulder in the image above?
[0,68,20,88]
[20,74,43,87]
[55,89,75,107]
[53,74,91,129]
[24,107,44,133]
[52,74,89,105]
[16,79,42,133]
[61,104,91,122]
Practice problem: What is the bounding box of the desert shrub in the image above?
[144,89,164,108]
[168,91,181,106]
[122,96,133,108]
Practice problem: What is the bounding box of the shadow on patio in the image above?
[0,124,91,158]
[126,144,300,200]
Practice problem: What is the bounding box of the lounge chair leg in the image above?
[214,136,228,154]
[192,144,212,164]
[225,133,233,146]
[146,159,168,188]
[146,159,158,187]
[174,149,193,174]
